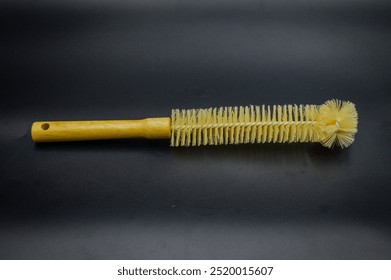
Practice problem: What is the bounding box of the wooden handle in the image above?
[31,117,171,142]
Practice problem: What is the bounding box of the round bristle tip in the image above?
[317,99,358,148]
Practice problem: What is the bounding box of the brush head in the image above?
[171,104,321,147]
[170,99,358,148]
[317,99,358,148]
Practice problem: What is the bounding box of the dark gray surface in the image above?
[1,0,391,259]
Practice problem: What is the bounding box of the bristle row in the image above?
[171,104,320,147]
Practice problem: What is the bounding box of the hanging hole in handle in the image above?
[41,123,50,130]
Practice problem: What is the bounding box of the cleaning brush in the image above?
[31,99,358,148]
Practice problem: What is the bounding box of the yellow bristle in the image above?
[170,99,358,148]
[317,99,358,148]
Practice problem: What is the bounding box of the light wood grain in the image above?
[31,118,171,142]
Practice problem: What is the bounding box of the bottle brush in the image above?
[31,99,358,148]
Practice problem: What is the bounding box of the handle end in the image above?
[31,121,52,142]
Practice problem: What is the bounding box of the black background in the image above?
[1,0,391,259]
